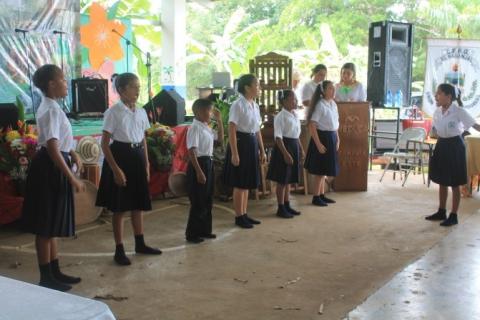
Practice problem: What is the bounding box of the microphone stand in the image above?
[53,30,71,118]
[16,28,36,120]
[112,29,156,123]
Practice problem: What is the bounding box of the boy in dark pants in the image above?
[186,99,224,243]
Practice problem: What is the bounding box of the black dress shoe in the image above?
[200,234,217,239]
[284,202,301,215]
[425,209,447,221]
[39,278,72,292]
[114,244,131,266]
[51,259,81,284]
[276,206,294,219]
[320,194,336,204]
[440,213,458,227]
[312,196,328,207]
[186,237,205,244]
[114,253,132,266]
[244,214,261,224]
[235,216,253,229]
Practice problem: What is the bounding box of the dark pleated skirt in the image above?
[304,130,339,176]
[223,131,260,189]
[96,141,152,213]
[429,135,467,187]
[21,148,75,237]
[267,137,301,184]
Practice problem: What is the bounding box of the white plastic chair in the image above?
[379,127,427,187]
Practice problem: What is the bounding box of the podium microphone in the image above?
[53,30,67,35]
[14,28,29,33]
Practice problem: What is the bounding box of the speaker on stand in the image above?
[367,21,414,107]
[143,89,185,126]
[71,78,108,117]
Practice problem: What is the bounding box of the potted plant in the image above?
[145,123,176,172]
[0,121,38,196]
[211,94,238,200]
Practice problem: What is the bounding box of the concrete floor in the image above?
[346,200,480,320]
[0,170,479,320]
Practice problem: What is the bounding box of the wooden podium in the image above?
[334,102,370,191]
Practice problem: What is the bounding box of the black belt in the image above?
[112,140,143,149]
[197,156,213,160]
[237,131,256,136]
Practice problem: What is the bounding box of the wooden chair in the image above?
[249,52,293,111]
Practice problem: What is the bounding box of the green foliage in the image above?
[187,0,480,99]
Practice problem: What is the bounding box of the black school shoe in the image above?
[276,205,294,219]
[186,237,205,244]
[200,234,217,239]
[312,196,328,207]
[38,263,72,292]
[235,215,254,229]
[320,194,336,204]
[51,259,81,284]
[285,201,301,216]
[114,244,132,266]
[440,213,458,227]
[425,208,447,221]
[244,214,261,224]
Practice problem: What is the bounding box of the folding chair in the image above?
[379,127,427,187]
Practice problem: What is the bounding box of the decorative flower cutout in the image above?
[80,2,126,70]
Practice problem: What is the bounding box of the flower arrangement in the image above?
[0,121,38,195]
[146,123,176,172]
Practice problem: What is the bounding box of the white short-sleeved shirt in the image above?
[274,109,301,139]
[335,82,366,102]
[187,119,218,157]
[228,95,261,133]
[433,103,476,138]
[103,101,150,143]
[310,99,339,131]
[36,97,74,153]
[301,80,320,104]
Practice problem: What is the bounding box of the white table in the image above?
[0,276,116,320]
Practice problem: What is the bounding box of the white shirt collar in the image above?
[193,118,211,129]
[280,108,297,118]
[118,100,137,113]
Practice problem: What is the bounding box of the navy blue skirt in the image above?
[96,141,152,213]
[223,131,260,189]
[267,137,301,184]
[304,130,339,176]
[21,148,75,237]
[429,135,467,187]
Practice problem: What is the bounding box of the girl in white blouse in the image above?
[301,64,327,108]
[335,63,366,102]
[21,64,85,292]
[426,83,480,226]
[304,80,340,206]
[96,73,162,266]
[267,90,305,218]
[224,74,266,229]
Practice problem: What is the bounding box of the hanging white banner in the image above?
[423,39,480,117]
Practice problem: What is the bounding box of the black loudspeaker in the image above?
[144,89,185,126]
[367,21,414,106]
[0,103,19,129]
[71,79,108,114]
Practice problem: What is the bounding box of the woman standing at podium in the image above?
[426,83,480,227]
[301,64,327,108]
[335,63,366,102]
